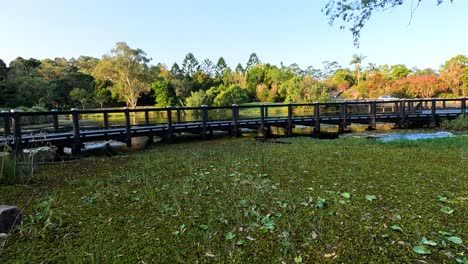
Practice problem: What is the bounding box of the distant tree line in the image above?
[0,42,467,110]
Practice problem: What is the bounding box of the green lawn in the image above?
[0,136,467,263]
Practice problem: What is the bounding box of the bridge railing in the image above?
[1,97,466,145]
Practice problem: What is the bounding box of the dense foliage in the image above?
[0,42,466,110]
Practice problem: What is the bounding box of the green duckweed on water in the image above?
[0,136,467,263]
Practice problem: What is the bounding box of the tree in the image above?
[92,42,152,108]
[0,59,7,81]
[201,58,216,77]
[440,55,468,96]
[185,90,212,107]
[323,0,453,46]
[216,57,227,77]
[94,87,112,108]
[235,63,245,73]
[170,62,183,77]
[181,52,200,77]
[389,64,411,80]
[74,56,99,75]
[350,54,366,85]
[213,85,249,106]
[152,80,178,107]
[70,88,93,109]
[245,53,261,71]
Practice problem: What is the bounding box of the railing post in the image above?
[52,109,59,132]
[71,108,81,155]
[10,109,22,153]
[371,101,377,129]
[201,105,208,139]
[400,99,406,128]
[2,110,11,137]
[124,107,132,148]
[461,97,466,117]
[314,102,320,137]
[103,109,109,129]
[287,102,293,137]
[166,106,173,141]
[430,98,437,127]
[231,104,239,137]
[260,103,266,137]
[442,99,446,109]
[176,107,182,123]
[144,107,150,126]
[340,102,348,134]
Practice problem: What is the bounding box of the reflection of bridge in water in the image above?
[1,98,466,155]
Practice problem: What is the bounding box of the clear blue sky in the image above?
[1,0,467,71]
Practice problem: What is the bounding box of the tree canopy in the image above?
[323,0,453,46]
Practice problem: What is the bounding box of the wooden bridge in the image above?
[1,98,466,155]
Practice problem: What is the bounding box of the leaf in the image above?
[205,252,215,257]
[225,232,236,240]
[447,236,463,245]
[315,198,326,209]
[300,202,309,206]
[311,231,318,239]
[436,195,449,203]
[412,245,431,255]
[239,199,247,206]
[199,224,208,230]
[438,230,451,236]
[390,225,403,232]
[339,200,347,204]
[455,258,468,264]
[341,192,351,199]
[236,239,245,246]
[294,256,303,263]
[440,206,454,214]
[421,237,437,246]
[365,195,377,201]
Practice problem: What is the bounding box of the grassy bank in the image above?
[0,136,467,263]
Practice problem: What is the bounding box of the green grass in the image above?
[0,136,467,263]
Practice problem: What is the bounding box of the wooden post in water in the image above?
[2,110,11,137]
[231,104,240,137]
[462,97,466,117]
[201,105,208,139]
[124,107,132,148]
[370,101,377,129]
[176,107,182,123]
[10,109,22,153]
[144,107,150,126]
[52,109,59,132]
[339,102,348,134]
[71,108,81,155]
[260,103,266,137]
[287,103,293,137]
[103,109,109,129]
[166,106,174,142]
[314,102,320,137]
[430,98,437,127]
[400,99,406,128]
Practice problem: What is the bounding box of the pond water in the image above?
[375,131,454,142]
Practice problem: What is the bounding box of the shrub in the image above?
[440,115,468,131]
